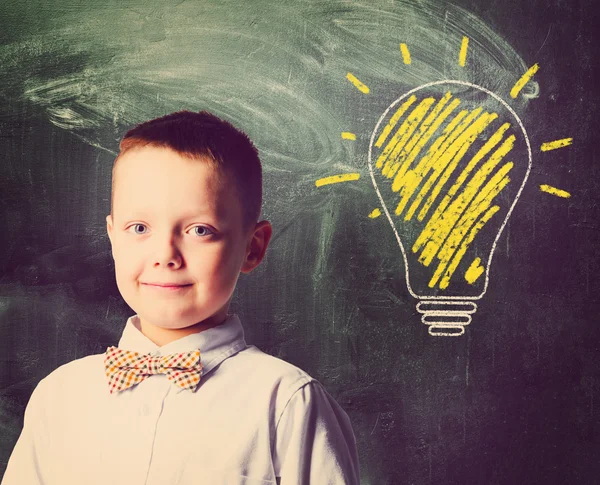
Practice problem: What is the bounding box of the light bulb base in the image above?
[416,300,478,336]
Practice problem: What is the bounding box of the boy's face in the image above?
[106,145,270,343]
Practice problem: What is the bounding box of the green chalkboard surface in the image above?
[1,0,598,483]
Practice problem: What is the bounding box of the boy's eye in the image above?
[128,224,148,235]
[190,226,213,237]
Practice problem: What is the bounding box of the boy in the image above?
[2,111,360,484]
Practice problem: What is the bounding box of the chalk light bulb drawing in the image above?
[318,42,572,337]
[368,80,532,336]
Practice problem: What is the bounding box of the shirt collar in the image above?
[118,314,247,381]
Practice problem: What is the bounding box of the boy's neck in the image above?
[138,315,227,347]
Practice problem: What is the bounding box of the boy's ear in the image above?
[241,220,272,274]
[106,214,114,245]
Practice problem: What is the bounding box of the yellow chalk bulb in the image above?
[368,80,532,336]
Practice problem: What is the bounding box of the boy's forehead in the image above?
[115,145,214,175]
[112,146,239,218]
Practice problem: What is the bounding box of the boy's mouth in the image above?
[142,282,193,289]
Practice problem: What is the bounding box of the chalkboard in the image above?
[1,0,598,483]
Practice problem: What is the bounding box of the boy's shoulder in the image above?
[36,353,107,395]
[25,353,110,424]
[218,344,317,394]
[218,345,329,425]
[48,352,105,378]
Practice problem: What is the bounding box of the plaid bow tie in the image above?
[104,346,203,393]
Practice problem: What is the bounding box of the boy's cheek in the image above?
[113,254,141,281]
[112,241,139,264]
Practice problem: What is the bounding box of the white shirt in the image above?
[2,314,360,485]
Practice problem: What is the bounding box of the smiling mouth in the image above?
[142,283,193,289]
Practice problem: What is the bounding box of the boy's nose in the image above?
[152,236,183,268]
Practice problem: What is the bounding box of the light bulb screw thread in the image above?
[416,300,478,336]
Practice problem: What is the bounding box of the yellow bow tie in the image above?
[104,346,203,393]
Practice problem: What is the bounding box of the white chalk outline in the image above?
[368,80,532,334]
[416,300,477,336]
